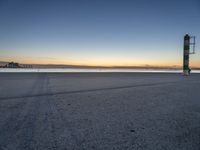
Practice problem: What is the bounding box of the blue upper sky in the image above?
[0,0,199,67]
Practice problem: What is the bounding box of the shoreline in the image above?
[1,68,200,73]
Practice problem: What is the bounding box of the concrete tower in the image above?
[183,34,196,75]
[183,34,190,75]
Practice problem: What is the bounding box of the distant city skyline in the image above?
[0,0,200,68]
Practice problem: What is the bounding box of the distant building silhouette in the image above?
[1,62,33,68]
[4,62,21,68]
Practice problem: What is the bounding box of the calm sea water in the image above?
[0,68,200,73]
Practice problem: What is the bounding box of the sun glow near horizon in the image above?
[1,53,200,68]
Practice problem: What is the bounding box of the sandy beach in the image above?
[0,72,200,150]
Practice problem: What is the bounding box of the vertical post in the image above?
[183,34,190,75]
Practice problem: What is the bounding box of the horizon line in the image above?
[1,60,200,69]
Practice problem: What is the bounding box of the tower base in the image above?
[183,70,190,76]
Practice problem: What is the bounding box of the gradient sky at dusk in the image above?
[0,0,200,67]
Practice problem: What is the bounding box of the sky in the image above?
[0,0,200,67]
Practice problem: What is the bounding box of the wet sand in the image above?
[0,73,200,150]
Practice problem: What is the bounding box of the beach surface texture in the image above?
[0,73,200,150]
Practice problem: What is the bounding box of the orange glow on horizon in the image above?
[1,56,200,68]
